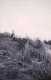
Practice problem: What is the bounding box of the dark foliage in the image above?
[44,40,51,45]
[17,38,27,50]
[44,40,48,44]
[0,33,51,80]
[47,40,51,45]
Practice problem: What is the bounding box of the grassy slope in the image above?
[0,33,51,80]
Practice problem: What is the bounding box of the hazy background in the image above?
[0,0,51,40]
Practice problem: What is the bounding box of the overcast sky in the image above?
[0,0,51,40]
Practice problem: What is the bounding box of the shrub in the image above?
[44,40,47,44]
[44,40,51,45]
[47,40,51,45]
[17,38,27,50]
[34,39,42,48]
